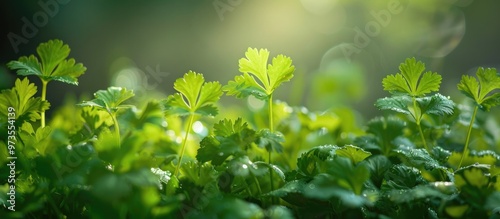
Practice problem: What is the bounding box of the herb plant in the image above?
[376,58,454,152]
[6,39,86,127]
[1,40,500,219]
[223,48,294,198]
[162,71,222,177]
[456,67,500,168]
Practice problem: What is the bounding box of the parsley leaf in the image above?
[78,87,135,113]
[0,78,50,122]
[7,39,86,85]
[376,94,454,117]
[223,48,295,100]
[163,71,222,116]
[382,57,441,97]
[457,67,500,111]
[197,118,256,165]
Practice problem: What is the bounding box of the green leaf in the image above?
[224,48,295,99]
[375,95,412,115]
[335,145,371,164]
[304,174,372,207]
[395,148,446,170]
[239,48,271,88]
[267,54,295,92]
[324,156,370,195]
[163,71,222,116]
[447,150,499,169]
[382,164,426,190]
[227,156,267,177]
[457,67,500,111]
[454,164,491,188]
[297,145,337,177]
[0,78,50,123]
[180,161,217,186]
[254,161,286,182]
[196,118,256,165]
[7,39,86,85]
[78,87,134,113]
[361,116,406,155]
[362,155,393,188]
[385,184,452,204]
[256,129,284,153]
[265,179,307,197]
[416,93,455,116]
[382,57,441,96]
[223,74,268,100]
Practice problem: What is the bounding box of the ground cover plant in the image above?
[1,39,500,218]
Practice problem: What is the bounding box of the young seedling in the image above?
[162,71,222,177]
[456,67,500,169]
[78,87,135,146]
[223,48,295,200]
[376,58,454,152]
[7,39,86,127]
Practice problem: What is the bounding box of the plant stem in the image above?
[269,95,274,132]
[174,114,195,177]
[110,111,120,146]
[413,97,429,152]
[41,80,48,128]
[268,95,275,204]
[458,105,478,169]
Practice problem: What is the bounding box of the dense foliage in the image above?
[1,40,500,218]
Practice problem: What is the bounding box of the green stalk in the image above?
[174,114,195,177]
[41,80,48,128]
[268,95,275,204]
[412,97,429,152]
[457,105,478,169]
[109,111,121,146]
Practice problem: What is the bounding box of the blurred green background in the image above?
[1,0,499,119]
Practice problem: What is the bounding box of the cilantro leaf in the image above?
[0,78,50,122]
[7,39,86,85]
[163,71,222,116]
[335,145,372,165]
[78,87,135,113]
[457,67,500,111]
[255,129,284,153]
[375,95,412,115]
[376,94,454,118]
[223,48,295,99]
[196,118,256,165]
[382,58,441,97]
[415,93,455,116]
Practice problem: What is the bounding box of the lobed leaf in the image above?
[256,129,284,153]
[163,71,222,116]
[375,95,412,115]
[79,87,135,113]
[0,78,50,123]
[335,145,372,165]
[382,57,441,97]
[416,93,454,116]
[7,39,86,85]
[224,47,294,99]
[267,55,295,92]
[196,118,256,165]
[239,48,270,89]
[457,67,500,111]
